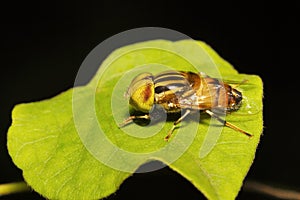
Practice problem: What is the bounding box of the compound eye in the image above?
[131,73,153,84]
[127,73,154,112]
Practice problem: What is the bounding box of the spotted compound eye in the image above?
[127,73,155,112]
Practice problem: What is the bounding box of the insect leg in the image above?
[205,110,253,137]
[119,114,150,127]
[232,79,249,88]
[165,109,191,141]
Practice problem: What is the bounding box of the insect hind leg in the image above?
[205,110,253,137]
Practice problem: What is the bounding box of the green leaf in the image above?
[7,40,263,200]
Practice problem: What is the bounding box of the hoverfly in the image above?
[120,70,252,141]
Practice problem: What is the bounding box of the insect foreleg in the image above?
[205,110,252,137]
[119,114,150,127]
[165,109,191,141]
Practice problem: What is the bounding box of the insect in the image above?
[120,70,252,141]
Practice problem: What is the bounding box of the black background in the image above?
[1,1,299,200]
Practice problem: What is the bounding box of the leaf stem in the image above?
[0,182,30,196]
[243,180,300,200]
